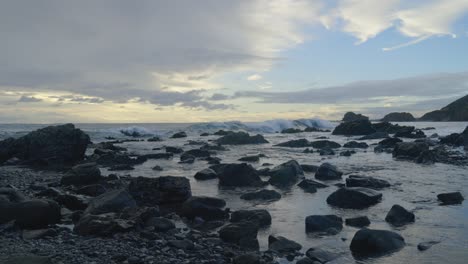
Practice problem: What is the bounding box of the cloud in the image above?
[18,95,42,103]
[247,74,263,81]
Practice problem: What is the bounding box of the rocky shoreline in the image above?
[0,121,467,264]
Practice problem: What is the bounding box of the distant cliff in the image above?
[420,94,468,121]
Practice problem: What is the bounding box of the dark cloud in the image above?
[18,95,42,103]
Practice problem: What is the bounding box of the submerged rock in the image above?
[268,160,304,187]
[309,140,341,149]
[300,164,319,172]
[305,215,343,235]
[275,139,310,148]
[350,228,405,257]
[417,241,440,251]
[315,163,343,181]
[216,131,268,145]
[238,155,261,162]
[268,235,302,253]
[171,131,187,138]
[345,175,390,190]
[343,141,369,148]
[437,192,464,205]
[327,187,382,209]
[385,204,415,227]
[240,189,281,201]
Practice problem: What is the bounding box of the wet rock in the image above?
[144,217,175,232]
[147,136,162,142]
[230,209,272,227]
[332,120,376,136]
[305,215,343,235]
[305,248,340,263]
[437,192,464,205]
[22,228,58,239]
[214,130,230,136]
[392,142,429,160]
[309,140,341,149]
[268,160,304,187]
[417,241,440,251]
[6,199,61,229]
[385,205,415,227]
[84,189,137,215]
[301,164,319,172]
[168,239,194,250]
[216,131,268,145]
[60,163,101,186]
[180,196,228,221]
[0,187,26,203]
[56,193,89,211]
[346,175,390,190]
[358,132,389,140]
[327,187,382,209]
[315,163,343,181]
[171,131,187,138]
[342,112,369,122]
[216,163,264,187]
[296,257,315,264]
[340,150,355,156]
[298,179,328,193]
[165,146,183,154]
[240,189,281,201]
[179,154,195,164]
[108,164,135,171]
[128,176,191,206]
[74,212,134,236]
[275,139,310,148]
[194,168,218,180]
[0,123,90,167]
[268,235,302,253]
[152,165,163,171]
[238,155,260,162]
[281,128,303,134]
[345,216,370,227]
[377,137,403,148]
[233,254,261,264]
[76,184,107,197]
[218,221,259,250]
[350,228,405,257]
[319,148,335,156]
[343,141,369,148]
[182,149,211,158]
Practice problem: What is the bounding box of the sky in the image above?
[0,0,468,123]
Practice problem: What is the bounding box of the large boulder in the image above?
[305,215,343,235]
[268,160,304,187]
[84,189,137,215]
[61,163,101,186]
[437,192,464,205]
[345,216,371,227]
[218,221,259,250]
[342,112,369,122]
[230,209,272,227]
[128,176,191,206]
[350,228,405,257]
[327,187,382,209]
[381,112,415,122]
[180,196,228,221]
[315,163,343,181]
[332,120,376,136]
[392,142,429,160]
[385,205,415,227]
[216,132,268,145]
[0,124,90,167]
[268,235,302,254]
[7,199,61,229]
[298,179,328,193]
[346,175,390,190]
[194,168,218,180]
[215,163,264,187]
[240,189,281,201]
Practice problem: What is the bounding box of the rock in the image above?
[218,221,259,250]
[216,163,264,187]
[0,187,26,203]
[346,175,390,189]
[182,149,211,158]
[56,193,89,211]
[327,187,382,209]
[22,228,58,239]
[345,216,370,227]
[179,154,195,164]
[332,120,376,136]
[275,139,310,148]
[340,150,355,156]
[145,217,175,232]
[168,239,194,250]
[214,130,230,136]
[108,164,135,171]
[392,142,429,160]
[128,176,191,206]
[281,128,303,134]
[200,132,210,136]
[342,112,369,122]
[417,241,440,251]
[296,257,315,264]
[298,179,328,193]
[230,209,272,227]
[319,148,335,156]
[141,153,173,159]
[76,184,107,197]
[381,112,416,122]
[268,235,302,253]
[171,131,187,138]
[240,189,281,201]
[233,254,261,264]
[3,255,53,264]
[84,189,136,215]
[305,248,340,263]
[378,137,403,148]
[0,123,90,167]
[301,164,319,172]
[8,199,61,229]
[194,168,218,180]
[180,196,228,221]
[358,132,389,140]
[394,129,426,139]
[437,192,464,205]
[315,163,343,181]
[60,163,101,186]
[165,146,183,154]
[309,140,341,149]
[147,136,161,142]
[152,165,163,171]
[350,228,405,257]
[216,131,268,145]
[74,212,134,236]
[343,141,369,148]
[268,160,304,187]
[385,204,415,227]
[305,215,343,234]
[238,155,260,162]
[420,94,468,121]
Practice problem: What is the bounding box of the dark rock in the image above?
[381,112,415,122]
[84,189,137,215]
[437,192,464,205]
[385,204,415,227]
[233,254,261,264]
[296,257,315,264]
[230,209,271,227]
[315,163,343,181]
[129,176,191,206]
[165,146,183,154]
[345,216,370,227]
[350,228,405,257]
[194,168,218,180]
[74,212,134,236]
[152,165,163,171]
[76,184,107,197]
[56,193,89,211]
[268,235,302,253]
[182,149,211,158]
[305,215,343,234]
[147,136,161,142]
[275,139,310,148]
[218,221,259,250]
[392,142,429,160]
[4,199,61,229]
[109,164,135,171]
[340,150,355,156]
[417,241,440,251]
[310,140,341,149]
[145,216,175,231]
[394,129,426,139]
[327,187,382,209]
[141,153,173,160]
[306,248,340,263]
[301,164,319,172]
[22,228,58,239]
[346,175,390,189]
[171,131,187,138]
[60,163,101,186]
[216,131,268,145]
[298,179,328,193]
[281,128,303,134]
[216,163,264,187]
[343,141,369,148]
[378,137,403,148]
[3,255,53,264]
[214,130,229,136]
[0,187,26,203]
[238,155,260,162]
[168,239,194,250]
[342,112,369,122]
[240,189,281,201]
[0,123,90,167]
[179,154,195,164]
[268,160,304,187]
[332,120,376,136]
[180,196,228,221]
[359,132,390,140]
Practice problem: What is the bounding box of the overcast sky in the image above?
[1,0,467,123]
